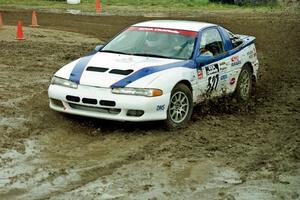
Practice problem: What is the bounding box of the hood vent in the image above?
[86,66,109,72]
[109,69,134,76]
[86,67,134,76]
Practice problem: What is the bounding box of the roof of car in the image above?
[132,20,216,32]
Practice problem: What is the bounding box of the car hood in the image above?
[55,52,187,88]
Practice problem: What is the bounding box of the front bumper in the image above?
[48,84,170,122]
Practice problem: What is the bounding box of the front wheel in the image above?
[164,83,193,130]
[235,65,252,102]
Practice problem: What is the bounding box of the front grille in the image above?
[127,110,144,117]
[66,95,80,102]
[100,100,116,107]
[82,98,97,105]
[69,103,121,115]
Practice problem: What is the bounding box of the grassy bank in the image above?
[0,0,285,12]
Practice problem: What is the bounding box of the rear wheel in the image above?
[235,65,252,102]
[165,84,193,130]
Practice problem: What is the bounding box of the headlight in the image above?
[111,87,163,97]
[51,76,78,89]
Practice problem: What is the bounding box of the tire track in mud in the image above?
[0,27,100,152]
[0,10,299,200]
[46,146,160,199]
[2,133,171,200]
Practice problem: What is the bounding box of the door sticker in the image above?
[197,69,203,79]
[205,64,219,76]
[231,56,241,67]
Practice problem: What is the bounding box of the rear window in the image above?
[224,28,243,48]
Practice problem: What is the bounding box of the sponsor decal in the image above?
[128,26,198,37]
[220,74,228,81]
[231,55,241,67]
[247,49,257,59]
[156,105,165,111]
[229,70,239,76]
[220,66,227,71]
[230,77,236,85]
[247,50,254,56]
[219,62,226,66]
[231,56,239,62]
[247,46,257,58]
[205,64,219,76]
[197,69,203,79]
[219,62,228,71]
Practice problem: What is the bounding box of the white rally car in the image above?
[48,20,259,129]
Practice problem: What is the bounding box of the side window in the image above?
[225,28,243,49]
[200,28,224,56]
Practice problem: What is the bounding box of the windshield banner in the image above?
[128,26,198,37]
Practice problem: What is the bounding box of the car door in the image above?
[198,27,228,98]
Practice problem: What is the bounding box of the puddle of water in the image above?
[49,179,125,200]
[0,140,36,189]
[0,116,28,129]
[20,170,81,200]
[1,134,299,200]
[0,138,83,199]
[49,159,243,200]
[227,176,300,200]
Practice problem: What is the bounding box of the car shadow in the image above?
[62,113,166,134]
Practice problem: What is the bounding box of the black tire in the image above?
[235,65,253,102]
[164,83,193,130]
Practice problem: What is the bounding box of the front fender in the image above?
[145,67,196,96]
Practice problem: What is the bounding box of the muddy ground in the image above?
[0,10,299,200]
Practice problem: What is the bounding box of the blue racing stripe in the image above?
[69,54,95,84]
[111,60,196,88]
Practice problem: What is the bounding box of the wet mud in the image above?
[0,10,299,200]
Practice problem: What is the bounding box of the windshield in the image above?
[101,26,198,60]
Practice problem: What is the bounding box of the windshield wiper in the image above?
[131,53,172,59]
[100,50,130,55]
[101,51,174,59]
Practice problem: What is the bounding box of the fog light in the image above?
[109,108,121,114]
[51,98,64,108]
[127,110,144,117]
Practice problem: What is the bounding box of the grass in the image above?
[0,0,284,13]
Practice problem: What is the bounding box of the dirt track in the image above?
[0,10,299,200]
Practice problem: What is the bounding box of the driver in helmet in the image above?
[144,32,170,53]
[200,31,213,57]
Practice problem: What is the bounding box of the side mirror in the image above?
[196,55,213,67]
[95,45,104,51]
